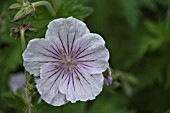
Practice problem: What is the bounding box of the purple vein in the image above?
[79,63,93,68]
[67,72,71,89]
[42,47,62,60]
[45,68,57,74]
[58,32,67,54]
[90,75,98,83]
[67,33,69,54]
[76,59,97,63]
[50,69,65,90]
[52,42,63,58]
[73,67,90,84]
[37,61,59,63]
[73,69,86,92]
[70,31,76,55]
[75,52,95,59]
[71,69,75,91]
[74,45,91,58]
[38,52,60,60]
[50,45,62,58]
[40,67,64,87]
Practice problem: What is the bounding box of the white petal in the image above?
[74,33,109,74]
[39,62,61,79]
[23,39,62,76]
[59,67,104,103]
[8,73,25,92]
[45,17,90,54]
[36,63,68,106]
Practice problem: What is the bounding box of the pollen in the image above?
[76,76,80,80]
[73,62,77,66]
[55,65,59,69]
[67,58,72,67]
[59,49,63,54]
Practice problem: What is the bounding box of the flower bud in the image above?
[9,3,21,10]
[11,8,25,22]
[104,67,113,86]
[16,0,24,4]
[11,3,35,22]
[10,24,32,38]
[10,26,20,38]
[25,4,35,16]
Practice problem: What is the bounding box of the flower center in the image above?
[57,49,78,70]
[66,58,72,67]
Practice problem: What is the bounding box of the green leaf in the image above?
[88,92,136,113]
[116,0,140,28]
[57,0,93,20]
[165,7,170,31]
[144,20,170,51]
[1,92,26,110]
[35,98,86,113]
[64,102,86,113]
[165,109,170,113]
[25,0,93,41]
[139,0,156,10]
[49,0,62,11]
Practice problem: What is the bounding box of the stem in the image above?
[20,29,26,51]
[32,1,56,17]
[25,72,34,113]
[20,29,34,113]
[60,106,64,113]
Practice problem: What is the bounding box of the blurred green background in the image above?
[1,0,170,113]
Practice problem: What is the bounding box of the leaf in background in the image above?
[129,87,170,113]
[130,53,166,89]
[165,59,170,88]
[139,0,156,10]
[165,109,170,113]
[57,0,93,20]
[49,0,62,11]
[25,0,93,40]
[35,101,86,113]
[88,92,136,113]
[129,20,170,89]
[35,101,60,113]
[1,92,26,110]
[0,42,22,92]
[165,7,170,31]
[63,102,86,113]
[116,0,140,28]
[143,20,170,51]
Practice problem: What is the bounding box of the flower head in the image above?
[23,17,109,106]
[8,72,25,92]
[104,67,113,86]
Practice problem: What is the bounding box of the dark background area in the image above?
[0,0,170,113]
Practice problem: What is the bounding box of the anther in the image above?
[76,76,80,80]
[55,65,59,69]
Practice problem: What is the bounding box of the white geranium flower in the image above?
[23,17,109,106]
[8,72,25,92]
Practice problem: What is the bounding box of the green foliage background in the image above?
[0,0,170,113]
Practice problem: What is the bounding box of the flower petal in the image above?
[23,39,62,76]
[74,33,109,74]
[59,67,104,103]
[45,17,90,54]
[8,73,25,92]
[104,67,113,86]
[36,63,68,106]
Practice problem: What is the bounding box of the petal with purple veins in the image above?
[73,33,109,74]
[36,63,68,106]
[23,39,63,76]
[23,17,110,106]
[45,17,90,54]
[59,66,104,103]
